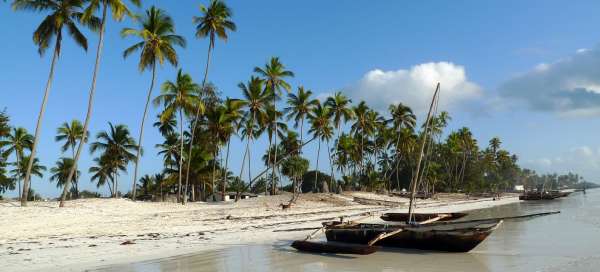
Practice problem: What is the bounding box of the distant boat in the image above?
[519,191,558,200]
[380,212,468,222]
[323,218,503,252]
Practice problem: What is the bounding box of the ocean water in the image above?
[96,190,600,272]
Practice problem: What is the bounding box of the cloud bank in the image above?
[524,146,600,180]
[500,47,600,117]
[346,62,482,115]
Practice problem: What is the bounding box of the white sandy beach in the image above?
[1,193,520,271]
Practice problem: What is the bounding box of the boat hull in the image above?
[380,212,468,222]
[325,219,502,252]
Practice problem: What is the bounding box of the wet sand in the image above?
[95,190,600,272]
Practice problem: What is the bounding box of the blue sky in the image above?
[3,0,600,197]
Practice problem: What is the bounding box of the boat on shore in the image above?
[323,218,503,252]
[519,191,558,200]
[380,212,468,222]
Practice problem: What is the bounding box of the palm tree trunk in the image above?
[114,170,118,198]
[314,139,321,192]
[132,62,157,201]
[394,132,402,191]
[327,140,335,193]
[59,4,107,208]
[184,43,213,198]
[211,132,219,201]
[265,135,272,195]
[16,154,21,201]
[106,179,113,197]
[22,34,62,207]
[179,109,185,204]
[271,95,278,195]
[222,137,231,200]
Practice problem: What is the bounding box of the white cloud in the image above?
[524,145,600,180]
[345,62,482,115]
[500,47,600,117]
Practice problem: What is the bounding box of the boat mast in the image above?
[407,83,441,223]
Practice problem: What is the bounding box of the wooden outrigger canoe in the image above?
[380,212,468,223]
[324,218,503,252]
[519,192,558,200]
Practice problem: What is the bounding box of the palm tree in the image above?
[156,133,180,171]
[351,101,371,177]
[186,0,236,196]
[308,103,333,192]
[285,86,318,151]
[55,120,87,199]
[0,111,9,139]
[325,92,354,186]
[56,120,87,158]
[12,0,99,206]
[0,127,33,199]
[153,113,177,137]
[220,98,245,199]
[60,0,140,208]
[90,122,138,197]
[50,158,80,197]
[262,104,287,194]
[11,155,46,200]
[122,6,186,200]
[388,103,416,190]
[154,69,201,204]
[254,57,294,194]
[89,155,116,196]
[238,77,269,188]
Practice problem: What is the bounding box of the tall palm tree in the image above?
[186,0,236,195]
[308,103,333,192]
[325,92,353,186]
[0,127,33,199]
[388,103,416,190]
[263,104,287,194]
[351,101,372,177]
[60,0,140,208]
[153,113,177,137]
[254,57,294,193]
[220,98,245,199]
[156,133,180,171]
[154,69,201,204]
[122,6,186,200]
[90,122,138,197]
[0,111,9,139]
[12,0,99,206]
[11,155,46,200]
[50,158,80,195]
[238,77,269,187]
[285,86,318,152]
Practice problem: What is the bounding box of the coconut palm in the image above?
[11,155,45,200]
[219,98,245,199]
[262,104,287,194]
[60,0,140,208]
[237,77,269,185]
[285,86,318,151]
[90,122,138,197]
[55,120,87,200]
[186,0,236,195]
[12,0,99,206]
[254,57,294,193]
[0,111,9,139]
[56,120,87,158]
[325,92,353,184]
[154,69,201,204]
[0,127,33,199]
[156,133,180,171]
[350,101,372,176]
[89,155,117,196]
[308,103,333,192]
[50,158,80,196]
[121,6,186,200]
[153,113,177,137]
[388,103,416,190]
